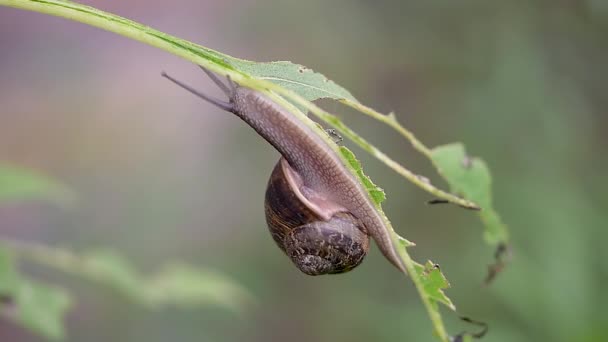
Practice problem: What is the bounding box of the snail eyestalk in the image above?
[161,71,234,112]
[198,66,232,98]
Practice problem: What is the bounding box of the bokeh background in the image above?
[1,1,607,341]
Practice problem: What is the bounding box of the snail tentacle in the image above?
[161,71,234,112]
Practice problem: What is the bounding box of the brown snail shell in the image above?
[265,158,370,275]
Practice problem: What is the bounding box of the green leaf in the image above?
[235,60,358,102]
[338,146,386,205]
[144,263,254,313]
[0,163,75,207]
[75,250,254,312]
[413,261,455,311]
[10,244,253,313]
[0,247,71,341]
[0,241,253,340]
[80,250,143,300]
[80,250,253,312]
[15,281,71,341]
[430,143,508,244]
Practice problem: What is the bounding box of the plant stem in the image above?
[341,99,433,158]
[391,232,450,342]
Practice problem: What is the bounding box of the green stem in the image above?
[341,99,433,158]
[0,0,245,81]
[391,231,449,341]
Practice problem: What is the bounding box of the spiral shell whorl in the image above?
[265,158,369,275]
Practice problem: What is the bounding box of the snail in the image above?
[162,67,405,275]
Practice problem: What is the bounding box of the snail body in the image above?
[162,68,405,275]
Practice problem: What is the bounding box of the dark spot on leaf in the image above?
[422,263,440,275]
[325,128,343,144]
[484,243,511,285]
[427,198,480,211]
[451,316,488,341]
[427,199,449,205]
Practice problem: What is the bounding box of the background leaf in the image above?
[0,164,75,207]
[8,244,254,314]
[144,263,254,312]
[235,60,358,102]
[0,248,71,341]
[431,143,509,244]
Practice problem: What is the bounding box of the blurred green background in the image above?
[1,1,607,341]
